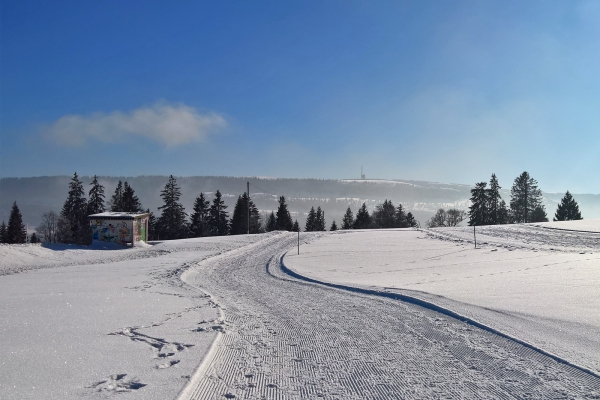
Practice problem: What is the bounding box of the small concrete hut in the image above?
[89,212,150,247]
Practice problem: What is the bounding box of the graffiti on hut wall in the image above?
[91,219,133,245]
[134,217,147,243]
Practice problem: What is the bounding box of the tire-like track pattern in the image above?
[182,233,600,399]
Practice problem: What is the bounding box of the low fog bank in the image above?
[1,175,598,229]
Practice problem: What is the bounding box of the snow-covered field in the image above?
[0,235,270,399]
[284,220,600,376]
[2,221,600,399]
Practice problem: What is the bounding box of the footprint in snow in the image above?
[87,373,146,392]
[157,359,180,369]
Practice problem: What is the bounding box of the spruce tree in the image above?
[110,181,124,212]
[497,200,510,224]
[305,207,317,232]
[208,190,229,236]
[373,199,395,228]
[275,196,293,231]
[249,197,261,234]
[156,175,189,240]
[292,220,300,232]
[56,215,72,244]
[330,220,338,231]
[0,221,7,243]
[122,182,143,212]
[146,208,157,241]
[87,175,106,215]
[189,193,210,237]
[510,171,543,223]
[531,205,548,222]
[469,182,488,226]
[30,233,39,244]
[487,174,502,225]
[7,202,27,244]
[405,212,418,228]
[315,206,326,231]
[554,191,583,221]
[60,173,91,245]
[353,203,371,229]
[341,207,354,230]
[395,204,408,228]
[265,212,277,232]
[229,192,261,235]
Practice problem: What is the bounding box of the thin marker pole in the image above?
[247,181,250,235]
[298,229,300,255]
[474,225,477,249]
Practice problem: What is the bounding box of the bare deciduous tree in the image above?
[426,209,447,228]
[426,208,465,228]
[36,211,59,243]
[446,209,466,227]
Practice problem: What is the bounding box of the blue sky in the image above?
[1,0,599,193]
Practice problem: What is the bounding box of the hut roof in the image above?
[88,212,149,220]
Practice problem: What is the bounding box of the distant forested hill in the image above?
[1,175,598,228]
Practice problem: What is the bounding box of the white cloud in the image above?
[45,102,227,147]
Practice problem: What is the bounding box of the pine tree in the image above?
[305,207,317,232]
[189,193,210,237]
[6,202,27,244]
[353,202,371,229]
[265,212,277,232]
[292,220,300,232]
[60,173,91,245]
[156,175,189,240]
[229,192,261,235]
[208,190,229,236]
[122,182,143,212]
[87,175,106,215]
[469,182,488,226]
[0,221,7,243]
[395,204,408,228]
[275,196,293,231]
[405,212,418,228]
[110,181,124,212]
[487,174,502,225]
[554,191,583,221]
[373,199,395,228]
[341,207,354,230]
[330,220,338,231]
[510,172,543,223]
[315,206,326,231]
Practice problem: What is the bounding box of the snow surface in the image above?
[533,218,600,232]
[179,231,600,398]
[284,221,600,376]
[2,223,600,399]
[0,234,270,399]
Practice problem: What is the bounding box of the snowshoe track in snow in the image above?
[180,233,600,399]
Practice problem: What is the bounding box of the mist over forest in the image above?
[2,175,599,229]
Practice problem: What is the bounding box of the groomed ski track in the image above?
[180,232,600,399]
